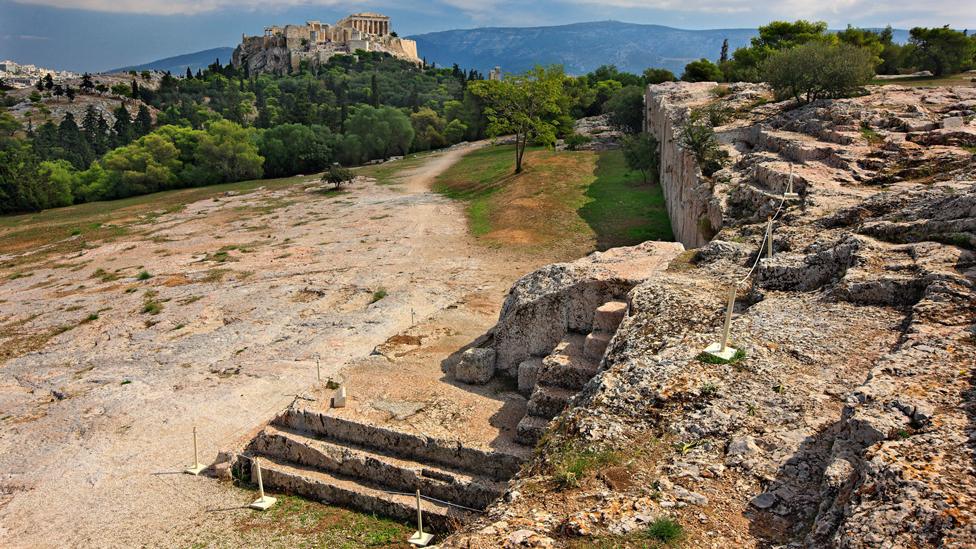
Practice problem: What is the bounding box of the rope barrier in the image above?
[736,164,794,285]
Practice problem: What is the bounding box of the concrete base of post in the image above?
[407,532,434,547]
[783,192,799,200]
[332,385,347,408]
[249,495,277,511]
[703,342,738,361]
[184,463,205,476]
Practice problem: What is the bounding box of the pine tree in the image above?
[370,74,380,107]
[95,114,110,154]
[35,79,44,92]
[130,79,139,98]
[82,105,99,145]
[185,66,193,79]
[43,73,54,90]
[65,85,76,102]
[134,104,153,137]
[80,73,95,93]
[720,39,729,63]
[113,103,132,146]
[58,112,94,169]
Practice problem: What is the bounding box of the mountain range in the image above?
[111,21,910,77]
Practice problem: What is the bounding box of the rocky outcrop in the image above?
[444,84,976,548]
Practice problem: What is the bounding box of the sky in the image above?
[1,0,975,72]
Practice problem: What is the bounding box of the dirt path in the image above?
[0,144,539,548]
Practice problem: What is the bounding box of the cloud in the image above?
[2,34,52,40]
[11,0,356,16]
[564,0,975,25]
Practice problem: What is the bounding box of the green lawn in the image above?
[871,72,975,87]
[432,144,673,253]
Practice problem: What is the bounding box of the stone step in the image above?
[538,351,600,391]
[514,415,550,447]
[583,331,612,361]
[517,357,543,396]
[272,409,524,481]
[593,301,627,333]
[251,455,475,531]
[250,426,507,510]
[526,384,577,420]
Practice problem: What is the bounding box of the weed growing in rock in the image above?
[370,288,388,304]
[92,268,119,283]
[699,382,719,397]
[645,517,685,544]
[550,443,621,490]
[136,270,152,281]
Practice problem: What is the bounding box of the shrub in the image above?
[564,133,592,151]
[136,270,152,280]
[370,287,387,304]
[604,85,645,134]
[678,112,729,177]
[681,58,724,82]
[762,42,875,104]
[323,163,354,188]
[621,133,660,183]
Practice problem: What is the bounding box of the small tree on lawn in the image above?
[323,163,353,188]
[622,133,660,183]
[468,65,566,174]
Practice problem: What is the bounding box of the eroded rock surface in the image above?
[445,84,976,548]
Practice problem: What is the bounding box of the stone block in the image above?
[583,332,612,360]
[593,301,627,333]
[454,348,496,385]
[942,116,964,129]
[517,358,542,395]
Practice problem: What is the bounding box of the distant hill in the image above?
[410,21,757,75]
[409,21,911,76]
[110,47,235,75]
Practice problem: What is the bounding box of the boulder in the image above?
[454,348,496,385]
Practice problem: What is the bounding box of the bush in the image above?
[564,133,592,151]
[678,112,729,177]
[763,42,875,104]
[646,517,684,544]
[323,163,353,188]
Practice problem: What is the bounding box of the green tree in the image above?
[909,26,976,76]
[682,59,724,82]
[604,85,645,134]
[410,107,446,151]
[643,68,677,85]
[621,133,660,183]
[345,105,415,161]
[323,162,353,188]
[194,120,264,183]
[763,42,875,103]
[134,104,153,137]
[100,133,183,197]
[258,124,337,178]
[678,111,729,177]
[444,119,468,144]
[725,20,833,82]
[113,103,133,146]
[468,65,567,173]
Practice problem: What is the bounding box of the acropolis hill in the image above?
[232,13,420,75]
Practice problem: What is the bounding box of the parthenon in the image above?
[336,13,391,37]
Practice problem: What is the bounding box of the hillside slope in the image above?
[111,47,235,74]
[410,21,756,75]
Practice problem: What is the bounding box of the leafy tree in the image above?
[36,160,77,207]
[193,120,263,183]
[469,65,567,173]
[323,162,353,188]
[52,84,64,100]
[682,59,724,82]
[443,119,468,144]
[724,20,833,82]
[258,123,337,177]
[43,73,54,90]
[410,107,446,151]
[345,105,414,161]
[604,85,645,134]
[99,132,183,197]
[643,68,677,85]
[909,26,976,76]
[65,85,76,102]
[621,133,660,183]
[763,42,875,103]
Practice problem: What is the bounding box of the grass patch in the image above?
[860,124,884,146]
[370,287,388,304]
[354,150,436,185]
[136,270,152,281]
[434,145,673,254]
[646,517,685,544]
[92,268,120,283]
[696,347,747,365]
[550,442,622,490]
[871,72,976,87]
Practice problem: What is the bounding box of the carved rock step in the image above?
[250,426,506,510]
[593,301,627,333]
[583,331,612,360]
[514,415,550,446]
[273,409,524,481]
[538,350,600,391]
[252,455,475,531]
[526,384,577,420]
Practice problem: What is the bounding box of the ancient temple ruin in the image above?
[232,12,420,75]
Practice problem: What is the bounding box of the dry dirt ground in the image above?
[0,143,554,548]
